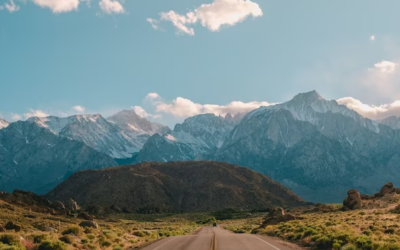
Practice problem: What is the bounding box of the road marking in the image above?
[251,236,281,250]
[152,237,178,250]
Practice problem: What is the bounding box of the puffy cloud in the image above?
[31,0,80,13]
[73,106,85,113]
[99,0,124,14]
[150,0,263,35]
[143,92,272,118]
[2,0,20,12]
[337,97,400,120]
[374,60,397,73]
[23,109,50,119]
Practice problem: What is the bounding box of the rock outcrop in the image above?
[378,182,396,197]
[79,221,98,228]
[259,208,297,227]
[77,212,93,221]
[343,189,362,210]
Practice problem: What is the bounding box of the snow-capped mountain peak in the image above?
[0,118,10,130]
[107,110,170,136]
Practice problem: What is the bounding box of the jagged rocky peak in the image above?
[107,110,170,136]
[379,116,400,130]
[27,114,107,134]
[289,90,325,105]
[0,118,10,130]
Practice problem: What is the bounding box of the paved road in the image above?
[141,226,294,250]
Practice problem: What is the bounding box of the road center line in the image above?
[251,236,281,250]
[152,237,178,250]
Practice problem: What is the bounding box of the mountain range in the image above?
[2,91,400,203]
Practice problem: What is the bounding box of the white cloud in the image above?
[31,0,80,13]
[370,35,375,41]
[73,106,85,113]
[23,109,50,119]
[147,18,160,30]
[374,60,397,73]
[99,0,124,14]
[142,92,271,118]
[337,97,400,120]
[3,0,20,12]
[11,113,22,121]
[151,0,263,35]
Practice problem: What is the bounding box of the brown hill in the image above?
[46,161,307,213]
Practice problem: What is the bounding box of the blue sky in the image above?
[2,0,400,125]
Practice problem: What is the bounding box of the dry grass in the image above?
[0,200,213,250]
[223,204,400,250]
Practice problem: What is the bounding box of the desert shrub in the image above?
[86,234,95,240]
[0,234,20,246]
[22,239,35,250]
[355,235,373,250]
[27,234,47,244]
[363,231,373,236]
[0,245,25,250]
[113,246,123,250]
[83,244,97,250]
[59,235,74,244]
[62,226,81,236]
[38,241,67,250]
[101,241,112,247]
[333,241,342,249]
[341,244,356,250]
[81,239,88,244]
[133,230,151,237]
[385,229,395,234]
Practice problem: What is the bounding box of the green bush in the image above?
[59,235,74,244]
[341,244,356,250]
[0,234,20,246]
[29,234,47,244]
[101,241,112,247]
[38,241,67,250]
[62,226,81,236]
[0,245,25,250]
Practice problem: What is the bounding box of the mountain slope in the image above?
[47,161,308,212]
[135,114,237,162]
[379,116,400,130]
[0,118,9,130]
[0,121,117,193]
[215,91,400,202]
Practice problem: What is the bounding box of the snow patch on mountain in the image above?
[0,119,10,130]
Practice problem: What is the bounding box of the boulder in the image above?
[0,224,6,232]
[360,194,373,200]
[379,182,396,197]
[79,220,98,228]
[5,221,21,232]
[259,207,297,227]
[78,212,94,221]
[54,201,65,210]
[343,189,362,210]
[65,198,80,211]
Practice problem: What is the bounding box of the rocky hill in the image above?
[0,121,117,194]
[47,161,307,213]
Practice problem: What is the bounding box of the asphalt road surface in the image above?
[141,226,294,250]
